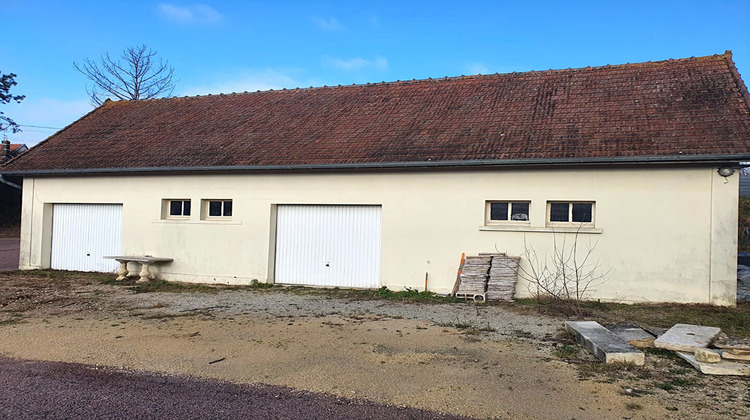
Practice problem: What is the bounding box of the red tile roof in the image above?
[4,52,750,174]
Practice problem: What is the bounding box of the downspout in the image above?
[0,174,22,190]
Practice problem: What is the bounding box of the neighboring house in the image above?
[0,140,26,231]
[2,52,750,305]
[740,171,750,197]
[0,140,28,164]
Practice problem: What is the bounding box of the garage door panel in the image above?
[51,204,123,272]
[275,205,381,288]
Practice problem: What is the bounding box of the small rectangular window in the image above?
[490,202,508,221]
[572,203,592,223]
[486,201,530,224]
[203,199,233,219]
[547,201,594,226]
[549,203,569,222]
[165,199,191,218]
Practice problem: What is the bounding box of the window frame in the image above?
[164,199,192,220]
[485,200,531,225]
[202,199,233,220]
[546,201,595,227]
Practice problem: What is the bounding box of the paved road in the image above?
[0,238,19,271]
[0,357,466,420]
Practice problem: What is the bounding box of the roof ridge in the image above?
[128,53,732,102]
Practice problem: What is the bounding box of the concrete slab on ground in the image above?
[677,352,750,376]
[607,325,655,348]
[653,324,721,353]
[565,321,645,365]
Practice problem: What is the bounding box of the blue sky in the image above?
[2,0,749,146]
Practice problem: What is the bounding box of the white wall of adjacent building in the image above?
[18,166,739,305]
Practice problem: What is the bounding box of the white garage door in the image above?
[51,204,123,272]
[275,205,382,288]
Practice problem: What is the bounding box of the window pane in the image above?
[169,201,182,216]
[223,201,232,217]
[510,203,529,221]
[490,202,508,221]
[183,201,191,216]
[209,201,222,217]
[550,203,569,222]
[572,203,592,223]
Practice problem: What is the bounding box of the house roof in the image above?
[3,51,750,175]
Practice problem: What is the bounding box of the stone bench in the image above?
[104,256,173,283]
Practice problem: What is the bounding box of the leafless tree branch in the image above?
[517,225,610,313]
[74,45,175,106]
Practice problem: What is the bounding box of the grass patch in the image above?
[553,343,579,359]
[374,286,461,303]
[2,269,113,283]
[625,402,643,411]
[249,279,274,289]
[129,281,221,294]
[436,319,495,336]
[0,314,23,326]
[654,378,693,392]
[511,298,750,337]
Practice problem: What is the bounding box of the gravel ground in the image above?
[105,290,561,342]
[2,273,749,419]
[0,356,468,420]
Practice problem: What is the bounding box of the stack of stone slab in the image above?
[654,324,750,376]
[485,253,520,301]
[455,256,491,300]
[714,337,750,363]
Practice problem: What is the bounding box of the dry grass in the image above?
[510,298,750,337]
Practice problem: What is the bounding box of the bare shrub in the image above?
[518,226,610,311]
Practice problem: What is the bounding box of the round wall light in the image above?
[718,167,735,177]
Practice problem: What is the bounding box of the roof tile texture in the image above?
[4,52,750,172]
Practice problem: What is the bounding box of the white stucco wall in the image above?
[19,166,739,305]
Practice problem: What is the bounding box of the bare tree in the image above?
[74,45,175,106]
[0,72,25,133]
[516,227,610,312]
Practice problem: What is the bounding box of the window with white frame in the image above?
[546,201,594,226]
[203,199,232,219]
[485,201,530,224]
[164,199,191,219]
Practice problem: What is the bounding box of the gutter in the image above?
[0,174,21,189]
[2,153,749,177]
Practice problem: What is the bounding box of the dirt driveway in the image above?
[0,238,19,271]
[0,272,747,419]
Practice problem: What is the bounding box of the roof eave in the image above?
[4,154,749,177]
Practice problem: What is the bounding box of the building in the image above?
[2,52,750,305]
[0,140,28,164]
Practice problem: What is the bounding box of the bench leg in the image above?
[137,262,152,283]
[116,262,128,281]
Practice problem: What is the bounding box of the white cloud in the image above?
[158,3,223,24]
[180,69,306,96]
[325,56,388,71]
[312,17,342,31]
[3,98,93,147]
[466,62,490,75]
